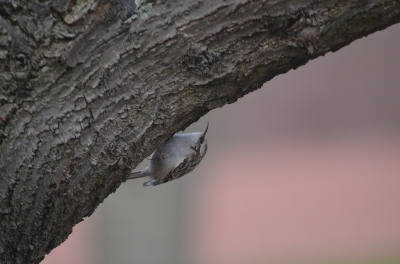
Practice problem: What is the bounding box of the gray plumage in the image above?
[127,123,209,186]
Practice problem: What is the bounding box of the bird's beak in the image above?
[201,122,209,138]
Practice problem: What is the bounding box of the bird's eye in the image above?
[199,138,204,144]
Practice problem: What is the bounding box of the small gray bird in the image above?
[127,123,209,186]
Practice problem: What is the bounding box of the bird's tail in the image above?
[127,171,145,180]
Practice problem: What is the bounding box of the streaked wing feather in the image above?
[156,157,190,185]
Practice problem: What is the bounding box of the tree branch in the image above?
[0,0,399,263]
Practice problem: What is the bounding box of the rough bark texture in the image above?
[0,0,399,263]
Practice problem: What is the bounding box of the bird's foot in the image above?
[143,179,156,187]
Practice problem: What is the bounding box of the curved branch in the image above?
[0,0,399,263]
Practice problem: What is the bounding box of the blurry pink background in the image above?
[42,23,400,264]
[187,137,400,264]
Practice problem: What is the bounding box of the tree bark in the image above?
[0,0,399,263]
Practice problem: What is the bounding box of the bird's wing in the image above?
[155,157,190,185]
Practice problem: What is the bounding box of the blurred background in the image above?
[42,23,400,264]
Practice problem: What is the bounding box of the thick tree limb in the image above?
[0,0,399,263]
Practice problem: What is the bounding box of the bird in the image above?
[127,123,209,186]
